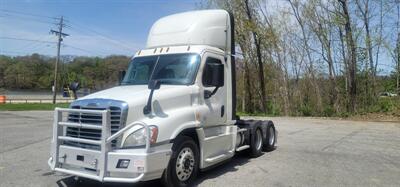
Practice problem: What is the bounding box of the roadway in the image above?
[0,111,399,187]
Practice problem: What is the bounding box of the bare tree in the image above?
[338,0,358,113]
[243,0,268,114]
[288,0,323,113]
[305,0,340,112]
[355,0,378,100]
[397,33,400,94]
[257,0,290,115]
[205,0,396,116]
[396,2,400,94]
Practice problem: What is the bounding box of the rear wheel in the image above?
[162,136,199,187]
[249,128,263,157]
[263,125,276,151]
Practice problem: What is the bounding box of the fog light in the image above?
[116,159,130,168]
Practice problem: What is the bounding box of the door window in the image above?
[202,57,223,87]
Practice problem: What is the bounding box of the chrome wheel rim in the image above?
[175,147,195,181]
[256,129,262,151]
[269,127,275,146]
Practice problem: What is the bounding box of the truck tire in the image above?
[249,128,263,158]
[263,125,276,152]
[162,136,199,187]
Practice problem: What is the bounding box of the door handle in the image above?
[221,105,225,117]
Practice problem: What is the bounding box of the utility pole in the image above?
[397,33,399,94]
[51,16,68,104]
[397,4,400,94]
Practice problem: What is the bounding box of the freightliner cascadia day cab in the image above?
[48,9,277,187]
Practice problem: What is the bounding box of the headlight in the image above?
[122,126,158,148]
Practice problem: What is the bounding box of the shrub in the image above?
[375,98,395,112]
[300,105,312,116]
[323,106,335,117]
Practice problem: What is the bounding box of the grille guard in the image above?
[66,99,128,149]
[49,107,151,182]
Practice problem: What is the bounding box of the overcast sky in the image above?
[0,0,201,57]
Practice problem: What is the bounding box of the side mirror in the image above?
[68,82,80,100]
[148,79,161,90]
[69,82,80,91]
[119,70,126,85]
[203,63,224,99]
[204,63,224,87]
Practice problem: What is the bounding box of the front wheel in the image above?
[162,136,199,187]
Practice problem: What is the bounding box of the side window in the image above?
[202,57,223,87]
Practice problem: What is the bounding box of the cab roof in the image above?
[146,10,231,52]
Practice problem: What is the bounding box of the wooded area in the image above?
[1,0,399,117]
[0,54,130,91]
[205,0,400,116]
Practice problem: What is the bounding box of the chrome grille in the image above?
[63,99,128,150]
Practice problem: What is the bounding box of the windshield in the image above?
[121,53,200,85]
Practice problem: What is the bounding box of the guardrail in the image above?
[5,99,74,104]
[49,108,150,182]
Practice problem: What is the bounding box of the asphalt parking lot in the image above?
[0,111,399,187]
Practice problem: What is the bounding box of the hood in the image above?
[77,85,195,108]
[79,85,150,104]
[75,84,196,124]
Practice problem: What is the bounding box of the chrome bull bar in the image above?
[49,107,150,182]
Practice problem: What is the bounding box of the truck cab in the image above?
[48,9,276,187]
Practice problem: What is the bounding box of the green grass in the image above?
[0,103,70,111]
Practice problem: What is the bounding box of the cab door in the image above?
[198,52,235,168]
[201,53,227,126]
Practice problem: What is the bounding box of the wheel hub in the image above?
[176,147,195,181]
[184,158,190,169]
[256,129,262,150]
[269,128,275,145]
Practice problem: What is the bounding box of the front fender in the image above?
[123,107,200,145]
[169,121,201,140]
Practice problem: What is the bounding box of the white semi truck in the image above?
[48,9,277,187]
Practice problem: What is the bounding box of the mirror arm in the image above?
[204,86,219,99]
[143,80,161,115]
[143,88,155,115]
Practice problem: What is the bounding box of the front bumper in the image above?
[48,145,171,182]
[49,108,171,183]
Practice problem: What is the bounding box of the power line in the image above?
[0,34,106,56]
[0,49,53,56]
[1,42,56,56]
[0,35,56,56]
[0,13,57,25]
[13,35,55,52]
[66,25,135,55]
[29,43,55,53]
[0,9,57,19]
[0,36,56,44]
[1,9,137,55]
[0,50,29,55]
[63,40,127,56]
[67,21,135,52]
[63,44,102,56]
